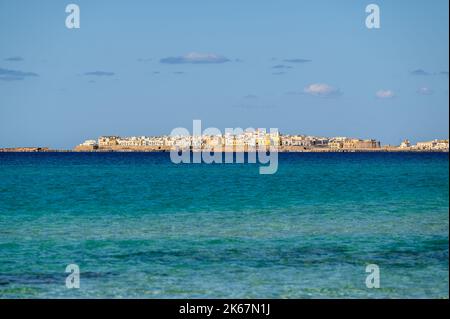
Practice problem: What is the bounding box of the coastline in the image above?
[1,147,448,153]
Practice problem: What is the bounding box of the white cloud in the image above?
[376,89,395,99]
[417,87,433,95]
[303,83,340,97]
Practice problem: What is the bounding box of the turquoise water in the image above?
[0,152,448,298]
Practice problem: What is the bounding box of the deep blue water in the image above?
[0,152,448,298]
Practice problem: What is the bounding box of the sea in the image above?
[0,152,448,298]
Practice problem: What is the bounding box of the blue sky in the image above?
[0,0,448,148]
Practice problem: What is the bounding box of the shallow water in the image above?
[0,152,448,298]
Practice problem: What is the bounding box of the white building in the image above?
[81,139,98,146]
[400,139,411,149]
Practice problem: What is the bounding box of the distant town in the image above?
[67,132,448,152]
[1,131,448,153]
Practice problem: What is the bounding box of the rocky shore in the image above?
[0,147,53,152]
